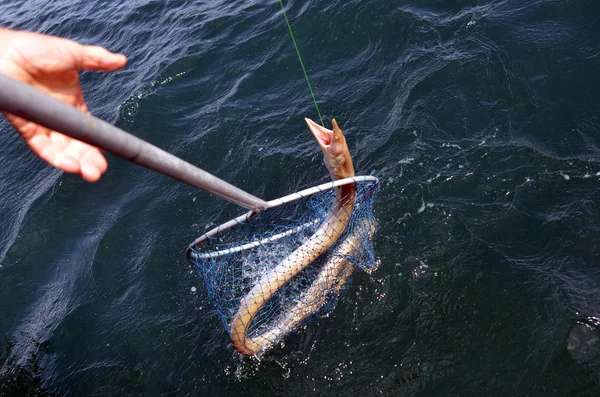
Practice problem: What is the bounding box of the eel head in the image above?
[305,118,355,180]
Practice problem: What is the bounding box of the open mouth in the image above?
[305,118,332,148]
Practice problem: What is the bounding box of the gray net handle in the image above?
[0,73,268,211]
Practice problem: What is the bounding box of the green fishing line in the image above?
[279,0,324,127]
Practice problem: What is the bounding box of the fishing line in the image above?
[278,0,324,126]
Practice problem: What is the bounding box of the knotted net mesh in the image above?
[187,176,379,355]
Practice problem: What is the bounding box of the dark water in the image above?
[1,0,600,395]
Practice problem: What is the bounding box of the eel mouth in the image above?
[305,118,332,149]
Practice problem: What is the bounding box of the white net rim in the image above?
[187,175,379,260]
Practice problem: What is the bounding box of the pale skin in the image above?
[0,27,127,182]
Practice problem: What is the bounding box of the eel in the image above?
[230,118,356,355]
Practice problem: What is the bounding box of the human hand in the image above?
[0,27,127,182]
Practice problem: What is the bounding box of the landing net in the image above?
[187,175,379,354]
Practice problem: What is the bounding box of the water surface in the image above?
[1,0,600,395]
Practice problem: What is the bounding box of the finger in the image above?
[27,133,79,173]
[77,45,127,72]
[80,159,102,182]
[48,130,72,150]
[80,150,107,182]
[92,151,108,174]
[55,138,108,181]
[33,137,107,182]
[82,147,108,175]
[56,154,81,174]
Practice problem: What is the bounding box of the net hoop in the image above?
[187,175,379,259]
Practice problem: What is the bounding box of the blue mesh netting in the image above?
[188,178,379,355]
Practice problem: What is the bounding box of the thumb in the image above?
[77,45,127,72]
